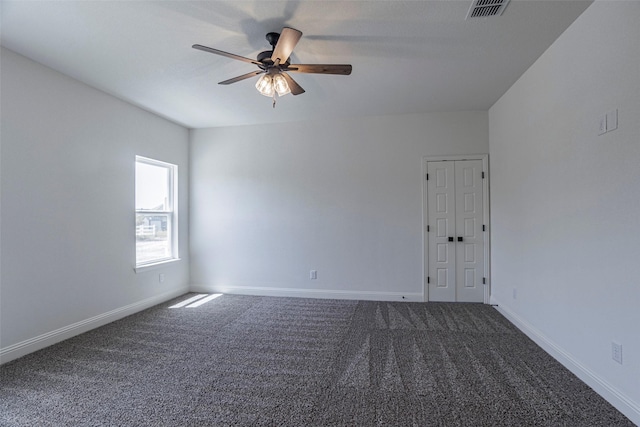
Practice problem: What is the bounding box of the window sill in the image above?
[134,258,181,274]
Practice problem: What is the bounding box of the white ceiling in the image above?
[1,0,592,129]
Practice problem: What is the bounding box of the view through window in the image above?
[135,156,178,267]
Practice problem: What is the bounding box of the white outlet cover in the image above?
[606,109,618,131]
[599,114,607,135]
[612,342,622,364]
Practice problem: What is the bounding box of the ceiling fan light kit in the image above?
[255,73,291,97]
[193,27,352,107]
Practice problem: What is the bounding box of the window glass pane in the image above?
[136,213,171,264]
[135,156,177,267]
[136,162,169,211]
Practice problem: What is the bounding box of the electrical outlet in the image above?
[159,273,165,283]
[310,270,317,280]
[598,114,607,135]
[607,109,618,131]
[612,342,622,364]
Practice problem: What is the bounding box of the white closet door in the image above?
[427,160,485,303]
[427,162,456,302]
[454,160,484,302]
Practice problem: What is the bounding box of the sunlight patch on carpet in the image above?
[169,294,209,308]
[186,293,223,308]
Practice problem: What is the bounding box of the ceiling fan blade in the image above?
[286,64,352,75]
[192,44,260,65]
[271,27,302,64]
[281,72,305,95]
[218,70,264,85]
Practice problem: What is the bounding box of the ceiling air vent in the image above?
[466,0,511,19]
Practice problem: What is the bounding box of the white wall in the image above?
[0,48,190,362]
[190,112,488,301]
[489,2,640,423]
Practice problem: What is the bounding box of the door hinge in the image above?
[426,173,429,180]
[482,171,485,179]
[427,225,430,232]
[483,224,486,232]
[483,277,486,284]
[427,276,431,284]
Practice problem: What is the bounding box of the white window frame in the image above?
[135,156,179,270]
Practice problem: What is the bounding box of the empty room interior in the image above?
[1,0,638,425]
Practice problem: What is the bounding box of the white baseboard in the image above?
[0,287,189,365]
[492,298,640,426]
[189,284,424,302]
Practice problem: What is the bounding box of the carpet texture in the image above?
[0,294,634,426]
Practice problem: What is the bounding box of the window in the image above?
[135,156,178,267]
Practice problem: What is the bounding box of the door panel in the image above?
[427,160,485,303]
[436,218,448,238]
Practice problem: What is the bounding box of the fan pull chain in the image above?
[272,93,277,108]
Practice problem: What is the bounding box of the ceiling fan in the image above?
[193,27,352,105]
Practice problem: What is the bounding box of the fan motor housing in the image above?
[257,50,290,67]
[257,50,273,64]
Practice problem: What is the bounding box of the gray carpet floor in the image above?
[0,294,634,426]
